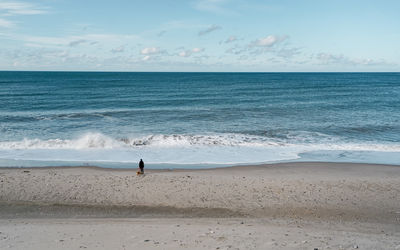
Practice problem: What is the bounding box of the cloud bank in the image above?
[0,1,47,28]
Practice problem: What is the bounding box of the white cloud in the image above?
[179,47,205,57]
[316,53,344,63]
[0,17,13,28]
[315,53,393,66]
[68,39,87,47]
[276,47,302,59]
[140,47,167,61]
[224,36,237,43]
[223,35,302,63]
[192,47,204,53]
[1,47,94,68]
[225,46,246,55]
[23,36,68,46]
[255,36,276,46]
[18,33,139,48]
[198,24,222,36]
[178,51,187,57]
[111,45,125,53]
[141,47,159,55]
[0,1,47,15]
[0,1,47,28]
[250,35,288,47]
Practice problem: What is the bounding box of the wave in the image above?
[0,132,279,149]
[0,132,399,152]
[0,133,120,150]
[0,107,214,122]
[0,132,399,166]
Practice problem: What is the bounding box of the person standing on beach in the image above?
[139,159,144,174]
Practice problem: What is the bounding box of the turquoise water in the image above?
[0,72,399,168]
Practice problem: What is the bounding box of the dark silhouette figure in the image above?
[139,159,144,174]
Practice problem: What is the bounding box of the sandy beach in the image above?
[1,162,400,249]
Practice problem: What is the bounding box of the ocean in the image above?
[0,71,399,168]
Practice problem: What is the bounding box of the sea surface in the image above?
[0,72,399,168]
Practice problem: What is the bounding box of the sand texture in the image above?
[1,162,400,249]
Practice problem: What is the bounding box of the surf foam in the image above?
[0,132,399,167]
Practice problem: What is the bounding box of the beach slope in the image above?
[1,162,399,249]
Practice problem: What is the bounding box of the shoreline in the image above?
[1,160,400,171]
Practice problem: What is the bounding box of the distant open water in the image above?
[0,72,399,168]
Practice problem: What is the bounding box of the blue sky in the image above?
[0,0,399,71]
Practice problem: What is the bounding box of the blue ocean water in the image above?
[0,71,399,168]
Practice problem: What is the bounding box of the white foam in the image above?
[0,133,280,150]
[0,132,399,166]
[0,132,399,151]
[0,133,122,150]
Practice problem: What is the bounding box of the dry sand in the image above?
[0,162,400,249]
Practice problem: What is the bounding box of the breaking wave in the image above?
[0,132,399,152]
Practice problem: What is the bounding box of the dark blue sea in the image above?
[0,71,399,168]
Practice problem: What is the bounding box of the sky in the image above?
[0,0,399,72]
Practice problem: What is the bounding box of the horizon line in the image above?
[1,70,399,74]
